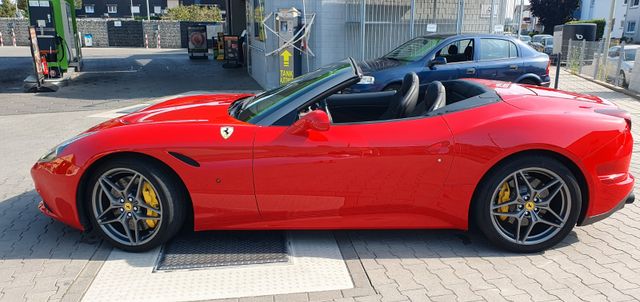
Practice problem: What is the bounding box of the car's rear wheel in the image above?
[474,156,581,253]
[87,158,186,252]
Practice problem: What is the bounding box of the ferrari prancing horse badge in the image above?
[220,126,234,139]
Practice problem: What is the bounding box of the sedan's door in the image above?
[252,115,454,228]
[476,38,524,82]
[420,38,478,85]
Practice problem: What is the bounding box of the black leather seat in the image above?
[410,81,446,116]
[464,46,473,60]
[380,72,419,120]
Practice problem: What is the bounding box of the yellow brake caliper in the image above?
[142,182,160,228]
[497,182,511,221]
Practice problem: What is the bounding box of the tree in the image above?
[17,0,27,18]
[163,5,222,22]
[0,0,17,18]
[530,0,580,34]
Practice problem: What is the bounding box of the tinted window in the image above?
[480,39,518,60]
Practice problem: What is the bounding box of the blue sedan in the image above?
[349,34,551,93]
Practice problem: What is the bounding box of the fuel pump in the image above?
[28,0,82,78]
[276,8,302,85]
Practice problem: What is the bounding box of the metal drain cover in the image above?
[154,231,289,271]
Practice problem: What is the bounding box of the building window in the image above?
[107,4,117,14]
[628,21,637,33]
[634,0,640,7]
[131,5,140,13]
[154,6,161,14]
[85,5,94,13]
[625,0,628,5]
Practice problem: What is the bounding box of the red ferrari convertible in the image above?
[31,59,634,253]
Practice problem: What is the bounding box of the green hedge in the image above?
[567,19,606,40]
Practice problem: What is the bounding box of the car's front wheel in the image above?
[86,158,186,252]
[474,155,581,253]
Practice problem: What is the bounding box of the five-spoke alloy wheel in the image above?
[475,156,581,253]
[87,158,186,252]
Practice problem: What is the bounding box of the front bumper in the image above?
[580,190,635,226]
[31,157,85,230]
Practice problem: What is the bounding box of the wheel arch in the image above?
[515,73,542,85]
[467,149,590,229]
[75,151,194,231]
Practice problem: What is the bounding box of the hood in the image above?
[87,93,251,132]
[357,57,405,73]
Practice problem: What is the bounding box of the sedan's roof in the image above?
[419,33,521,40]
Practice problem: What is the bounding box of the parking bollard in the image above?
[554,53,561,89]
[157,33,161,49]
[11,28,16,47]
[145,34,148,48]
[0,32,3,47]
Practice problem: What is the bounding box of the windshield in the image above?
[543,38,553,46]
[625,49,637,61]
[384,37,442,61]
[520,36,531,42]
[233,61,353,123]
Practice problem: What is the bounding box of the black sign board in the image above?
[222,35,241,68]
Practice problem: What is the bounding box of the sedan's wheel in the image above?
[87,159,186,252]
[620,71,628,88]
[475,156,581,253]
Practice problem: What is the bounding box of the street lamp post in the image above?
[516,0,524,37]
[146,0,150,21]
[601,0,618,80]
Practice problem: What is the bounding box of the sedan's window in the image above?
[384,37,442,62]
[435,39,474,63]
[480,39,518,60]
[608,48,620,58]
[625,49,637,61]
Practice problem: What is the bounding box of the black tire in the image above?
[518,78,539,85]
[86,157,186,252]
[620,71,628,88]
[473,155,581,253]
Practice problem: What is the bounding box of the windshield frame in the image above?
[232,58,360,126]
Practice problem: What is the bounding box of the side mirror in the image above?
[289,110,330,135]
[429,57,447,68]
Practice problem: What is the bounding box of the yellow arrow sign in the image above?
[281,49,292,67]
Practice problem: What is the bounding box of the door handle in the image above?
[466,68,476,75]
[509,64,518,70]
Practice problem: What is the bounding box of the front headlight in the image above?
[38,132,95,163]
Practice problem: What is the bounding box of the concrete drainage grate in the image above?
[154,231,289,271]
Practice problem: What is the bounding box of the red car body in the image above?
[31,79,634,234]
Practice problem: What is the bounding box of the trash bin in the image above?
[84,34,93,47]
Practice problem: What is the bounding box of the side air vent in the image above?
[168,152,200,167]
